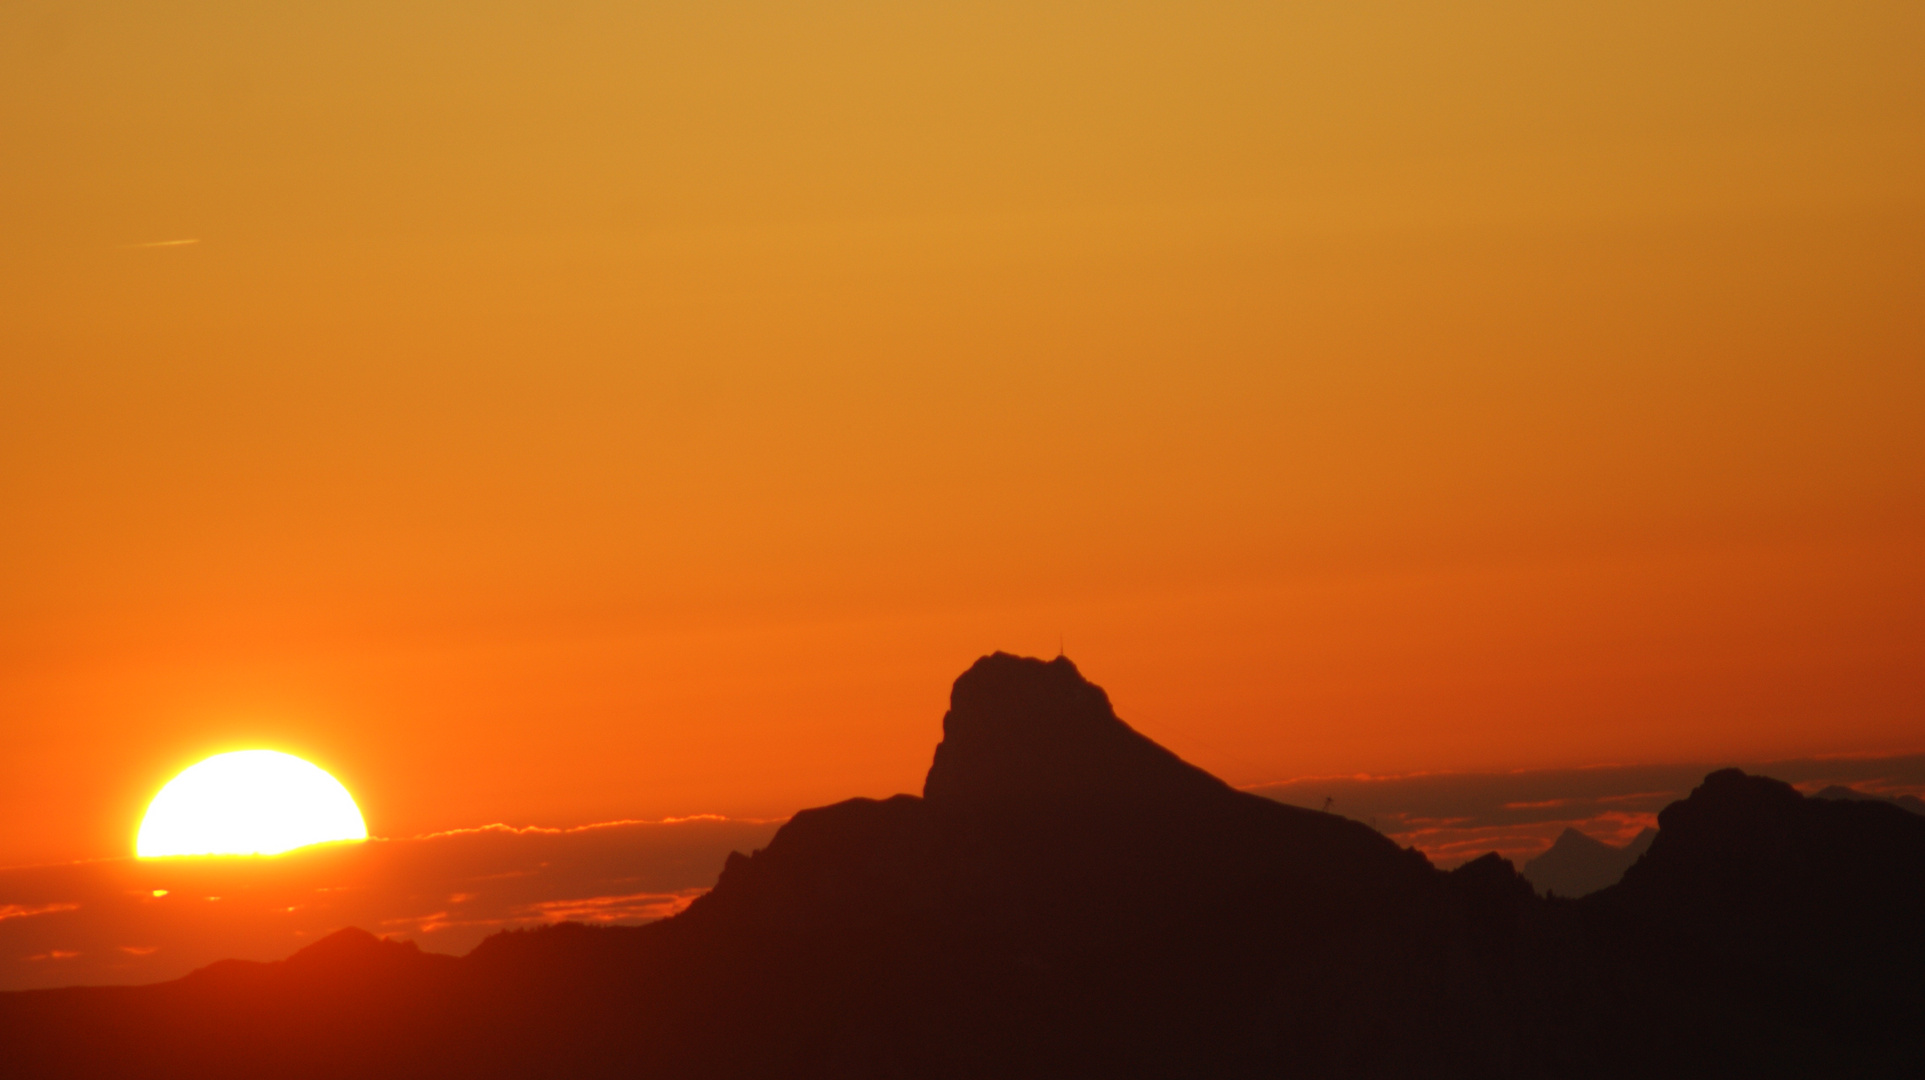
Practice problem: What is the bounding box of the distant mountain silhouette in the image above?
[1812,783,1925,815]
[4,654,1922,1078]
[1522,825,1655,897]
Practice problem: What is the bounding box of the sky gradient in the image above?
[2,1,1922,870]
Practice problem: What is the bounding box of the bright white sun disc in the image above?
[137,750,368,857]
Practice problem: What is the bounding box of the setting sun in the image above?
[136,751,368,858]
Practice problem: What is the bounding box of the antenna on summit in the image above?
[1057,633,1065,658]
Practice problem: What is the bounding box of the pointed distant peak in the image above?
[1543,828,1616,856]
[285,926,420,969]
[1625,826,1658,850]
[306,926,384,950]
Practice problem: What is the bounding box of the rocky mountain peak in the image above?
[921,652,1231,821]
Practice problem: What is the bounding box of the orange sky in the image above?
[2,1,1921,869]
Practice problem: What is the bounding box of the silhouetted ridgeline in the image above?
[4,655,1922,1078]
[1813,784,1925,815]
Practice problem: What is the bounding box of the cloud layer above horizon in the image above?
[0,815,780,992]
[1254,752,1925,867]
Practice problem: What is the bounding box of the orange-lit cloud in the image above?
[0,815,780,991]
[0,904,80,924]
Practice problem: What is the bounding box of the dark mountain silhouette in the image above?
[1812,783,1925,815]
[1592,768,1925,1071]
[1522,826,1655,897]
[4,655,1922,1078]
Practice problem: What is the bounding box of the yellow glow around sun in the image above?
[137,750,368,857]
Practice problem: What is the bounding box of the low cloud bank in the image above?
[1251,752,1925,868]
[0,815,782,992]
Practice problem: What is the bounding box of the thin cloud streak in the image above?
[0,903,80,923]
[409,813,772,841]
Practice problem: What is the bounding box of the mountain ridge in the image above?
[3,654,1921,1078]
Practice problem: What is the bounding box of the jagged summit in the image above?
[923,652,1235,819]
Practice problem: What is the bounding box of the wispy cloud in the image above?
[0,902,79,922]
[410,813,760,842]
[124,238,200,248]
[377,887,709,937]
[523,889,705,924]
